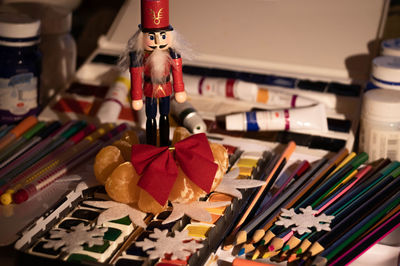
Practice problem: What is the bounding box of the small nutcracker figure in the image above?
[120,0,186,146]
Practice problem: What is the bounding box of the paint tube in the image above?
[96,71,130,123]
[183,74,316,107]
[225,104,328,132]
[170,98,207,133]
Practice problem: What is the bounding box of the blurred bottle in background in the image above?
[0,1,79,106]
[38,5,76,106]
[0,11,41,124]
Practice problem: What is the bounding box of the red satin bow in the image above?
[131,133,218,206]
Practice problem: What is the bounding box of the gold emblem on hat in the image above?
[150,8,163,25]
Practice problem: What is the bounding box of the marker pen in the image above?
[170,98,207,133]
[225,104,328,132]
[183,75,316,107]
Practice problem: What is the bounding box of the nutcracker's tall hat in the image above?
[140,0,173,32]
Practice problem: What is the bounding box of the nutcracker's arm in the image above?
[169,49,184,93]
[129,51,144,102]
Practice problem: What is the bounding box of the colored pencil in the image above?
[221,150,275,250]
[257,158,382,261]
[358,200,400,239]
[0,121,70,178]
[13,123,127,204]
[293,152,368,212]
[232,257,276,266]
[328,209,400,265]
[290,161,400,260]
[0,121,46,163]
[0,124,13,138]
[254,148,349,238]
[0,122,61,169]
[0,116,37,151]
[0,124,103,205]
[322,160,400,218]
[313,165,371,214]
[235,160,310,245]
[0,121,86,187]
[305,170,400,258]
[247,158,329,246]
[223,141,296,248]
[313,190,400,265]
[266,229,294,252]
[254,165,370,259]
[255,160,310,217]
[254,151,358,250]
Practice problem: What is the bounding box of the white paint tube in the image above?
[96,71,130,123]
[225,104,328,132]
[183,74,316,107]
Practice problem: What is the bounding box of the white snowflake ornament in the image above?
[163,201,231,224]
[275,206,335,235]
[135,228,203,260]
[83,200,147,228]
[214,167,266,199]
[43,224,107,253]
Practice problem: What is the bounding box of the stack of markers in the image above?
[222,143,400,265]
[0,116,128,205]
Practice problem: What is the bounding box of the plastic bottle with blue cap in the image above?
[0,12,41,124]
[367,56,400,91]
[381,37,400,57]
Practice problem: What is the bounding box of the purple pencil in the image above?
[13,124,127,204]
[327,210,400,266]
[0,121,74,178]
[0,124,97,196]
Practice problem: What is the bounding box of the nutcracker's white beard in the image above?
[146,48,172,84]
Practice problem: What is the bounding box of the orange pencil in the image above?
[0,116,37,151]
[232,257,276,266]
[224,141,296,248]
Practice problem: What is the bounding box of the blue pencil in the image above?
[0,122,46,163]
[0,124,14,139]
[0,121,61,169]
[0,121,70,177]
[0,121,86,187]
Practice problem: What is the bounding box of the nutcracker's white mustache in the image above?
[118,29,194,72]
[146,48,172,84]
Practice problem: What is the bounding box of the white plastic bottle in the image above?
[359,89,400,162]
[368,56,400,91]
[381,38,400,57]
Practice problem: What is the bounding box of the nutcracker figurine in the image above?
[120,0,186,146]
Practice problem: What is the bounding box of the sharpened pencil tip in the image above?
[268,245,275,251]
[282,244,290,251]
[296,248,303,254]
[262,251,274,259]
[235,230,247,245]
[288,254,298,262]
[238,248,245,256]
[251,250,260,260]
[312,255,328,266]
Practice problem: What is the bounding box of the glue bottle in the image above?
[0,13,41,124]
